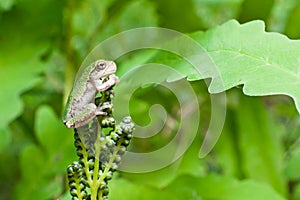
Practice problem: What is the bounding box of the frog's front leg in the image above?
[95,103,112,115]
[93,74,119,92]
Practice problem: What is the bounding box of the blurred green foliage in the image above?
[1,0,300,199]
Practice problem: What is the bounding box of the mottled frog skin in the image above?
[63,60,119,128]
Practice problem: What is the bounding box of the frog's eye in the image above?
[96,62,106,69]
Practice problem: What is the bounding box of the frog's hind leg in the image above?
[65,103,97,128]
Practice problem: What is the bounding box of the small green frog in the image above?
[63,60,119,128]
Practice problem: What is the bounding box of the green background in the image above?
[1,0,300,199]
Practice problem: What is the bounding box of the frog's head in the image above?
[94,60,117,78]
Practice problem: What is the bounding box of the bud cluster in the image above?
[67,87,134,200]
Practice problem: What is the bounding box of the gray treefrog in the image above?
[63,60,119,128]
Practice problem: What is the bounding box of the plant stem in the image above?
[90,128,102,200]
[82,145,92,184]
[98,135,124,189]
[74,177,84,200]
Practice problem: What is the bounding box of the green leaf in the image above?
[59,192,72,200]
[73,0,158,60]
[110,175,285,200]
[167,175,286,200]
[0,128,11,151]
[293,184,300,200]
[285,1,300,39]
[214,119,240,177]
[193,0,243,28]
[191,20,300,113]
[0,0,15,11]
[109,177,163,200]
[91,0,158,44]
[235,95,286,194]
[0,43,44,149]
[150,0,202,32]
[239,0,274,23]
[121,137,206,188]
[125,20,300,114]
[268,0,299,33]
[0,0,64,149]
[284,150,300,180]
[13,106,75,200]
[0,58,44,126]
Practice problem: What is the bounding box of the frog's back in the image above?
[62,92,74,122]
[71,62,96,99]
[63,62,95,121]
